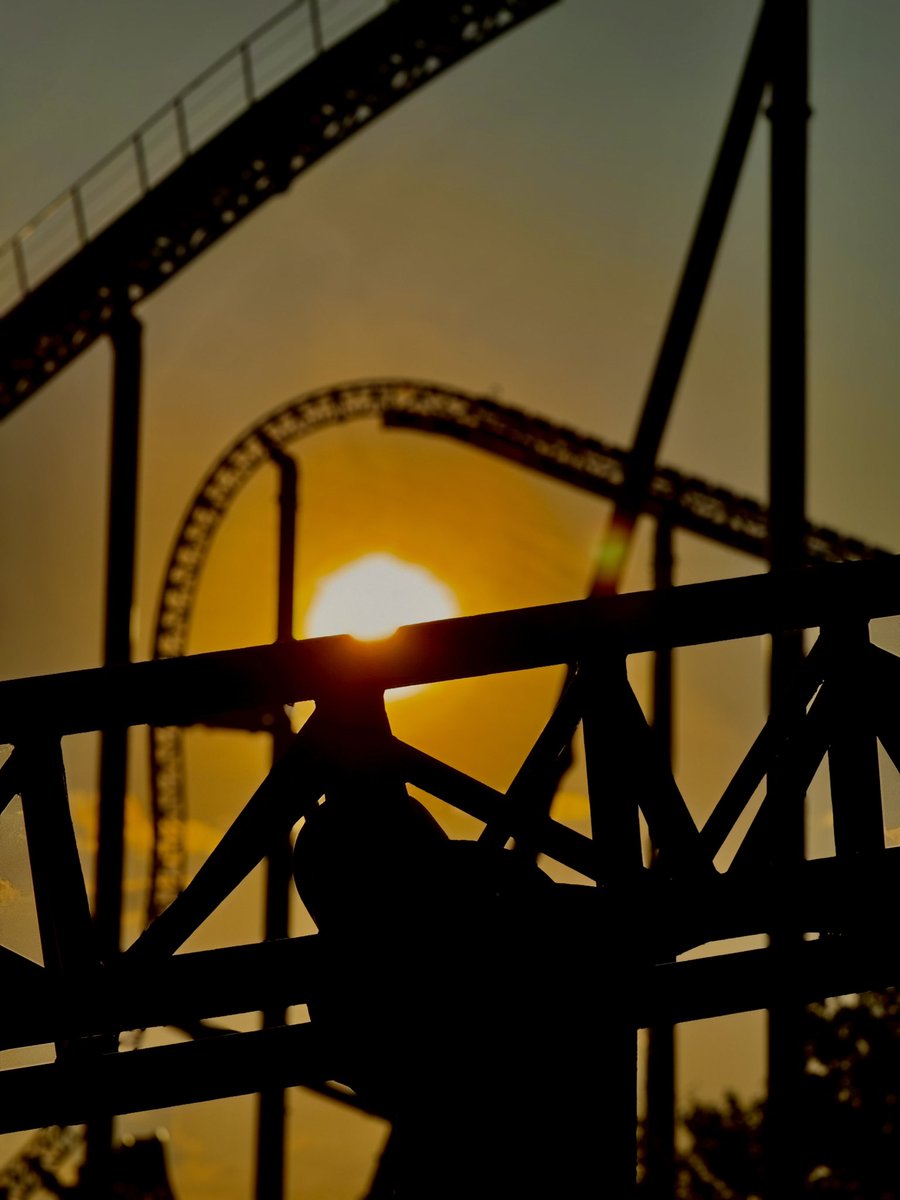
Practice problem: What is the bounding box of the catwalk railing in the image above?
[0,0,359,310]
[2,556,900,1140]
[145,379,893,918]
[0,0,557,414]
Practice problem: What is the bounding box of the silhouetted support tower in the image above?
[593,1,772,594]
[644,516,676,1199]
[96,314,144,961]
[584,1,813,1190]
[255,437,300,1200]
[766,3,808,1197]
[590,3,770,1187]
[88,311,144,1195]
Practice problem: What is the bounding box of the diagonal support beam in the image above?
[394,737,595,878]
[0,1022,330,1136]
[129,711,331,959]
[19,737,97,976]
[132,693,399,960]
[699,631,832,860]
[730,678,834,874]
[479,671,583,852]
[594,0,773,591]
[617,681,712,879]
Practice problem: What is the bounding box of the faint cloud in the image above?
[72,789,222,866]
[182,818,222,856]
[71,789,99,853]
[0,878,21,905]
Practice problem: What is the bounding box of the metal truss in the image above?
[2,556,900,1190]
[0,0,556,417]
[0,0,887,1190]
[145,378,892,918]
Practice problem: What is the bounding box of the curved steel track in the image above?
[147,376,892,919]
[0,4,560,1190]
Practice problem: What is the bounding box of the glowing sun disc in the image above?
[305,554,458,697]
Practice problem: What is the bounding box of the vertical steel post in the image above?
[255,445,299,1200]
[21,738,97,979]
[766,3,808,1197]
[96,312,143,961]
[582,653,641,1196]
[644,517,676,1198]
[89,309,143,1196]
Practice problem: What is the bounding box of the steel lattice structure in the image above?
[147,379,892,920]
[3,558,900,1193]
[0,3,563,1193]
[0,0,556,416]
[2,0,896,1194]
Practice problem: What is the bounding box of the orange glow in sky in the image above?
[304,552,458,642]
[8,0,900,1188]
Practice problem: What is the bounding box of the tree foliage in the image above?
[675,990,900,1198]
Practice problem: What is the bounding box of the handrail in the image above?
[0,0,559,414]
[0,0,386,309]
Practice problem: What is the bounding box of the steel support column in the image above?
[89,310,143,1196]
[95,312,143,958]
[583,654,642,1194]
[766,3,809,1197]
[255,443,299,1200]
[644,517,676,1198]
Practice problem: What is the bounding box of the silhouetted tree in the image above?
[669,990,900,1198]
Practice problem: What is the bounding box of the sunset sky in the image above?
[3,0,900,1195]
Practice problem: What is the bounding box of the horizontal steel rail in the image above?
[2,557,900,1135]
[1,920,898,1133]
[2,555,898,739]
[4,845,900,1052]
[145,379,893,917]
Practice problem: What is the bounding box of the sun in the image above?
[304,553,458,643]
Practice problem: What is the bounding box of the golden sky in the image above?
[3,0,900,1195]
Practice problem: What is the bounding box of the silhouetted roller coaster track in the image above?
[0,0,558,415]
[0,3,561,1191]
[1,0,894,1194]
[147,376,892,920]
